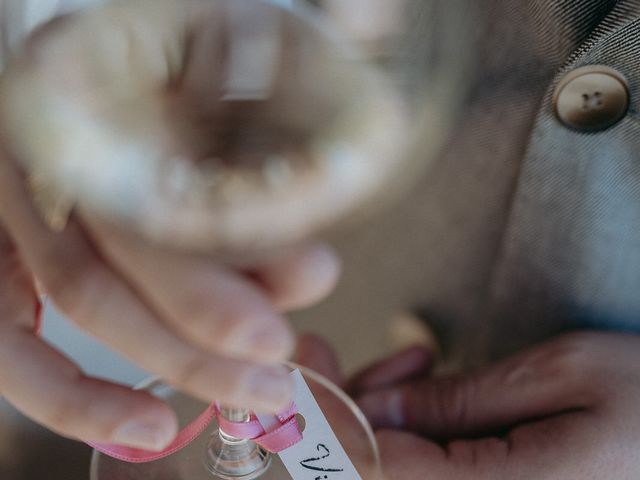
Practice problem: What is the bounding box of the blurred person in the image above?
[1,1,640,480]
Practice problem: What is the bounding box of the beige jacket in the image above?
[298,0,640,369]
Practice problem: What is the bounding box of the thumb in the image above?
[347,346,433,396]
[293,333,344,387]
[357,335,598,440]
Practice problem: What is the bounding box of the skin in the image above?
[0,160,341,452]
[297,333,640,480]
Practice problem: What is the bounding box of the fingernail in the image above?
[112,415,177,452]
[249,368,294,412]
[229,316,293,362]
[248,327,295,362]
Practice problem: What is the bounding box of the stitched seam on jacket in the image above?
[563,0,640,69]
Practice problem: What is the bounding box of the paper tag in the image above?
[257,369,363,480]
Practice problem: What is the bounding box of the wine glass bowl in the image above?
[0,0,410,255]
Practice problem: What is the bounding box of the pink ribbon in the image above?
[215,402,303,454]
[34,299,303,463]
[87,401,302,463]
[88,403,219,463]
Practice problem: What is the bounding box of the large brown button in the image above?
[553,65,629,132]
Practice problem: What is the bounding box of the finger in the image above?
[247,243,341,311]
[293,333,344,386]
[375,430,505,480]
[377,413,600,480]
[0,228,177,450]
[376,430,448,480]
[83,218,294,364]
[0,156,293,413]
[358,336,599,439]
[0,328,178,451]
[347,346,433,396]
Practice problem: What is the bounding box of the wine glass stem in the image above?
[204,406,271,479]
[220,407,250,425]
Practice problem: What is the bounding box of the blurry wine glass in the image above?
[0,0,473,255]
[0,0,474,478]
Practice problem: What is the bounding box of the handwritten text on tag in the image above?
[257,369,363,479]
